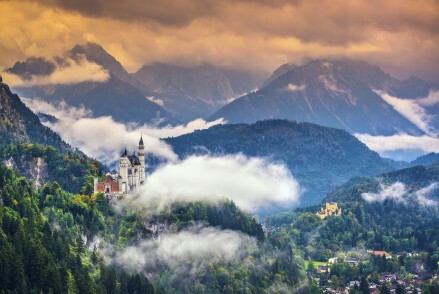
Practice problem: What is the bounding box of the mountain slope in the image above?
[0,76,69,151]
[7,43,176,125]
[267,162,439,265]
[211,59,431,135]
[164,119,405,205]
[133,63,263,121]
[0,76,104,192]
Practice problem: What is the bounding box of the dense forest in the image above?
[0,165,154,293]
[0,163,312,293]
[265,162,439,292]
[0,143,104,194]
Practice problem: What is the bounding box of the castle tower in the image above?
[138,135,146,184]
[119,147,130,193]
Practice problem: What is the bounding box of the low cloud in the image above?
[374,90,437,136]
[355,133,439,158]
[124,154,302,214]
[362,182,407,203]
[103,226,257,275]
[2,56,109,86]
[417,90,439,107]
[356,90,439,161]
[362,182,438,207]
[414,183,439,207]
[22,99,224,164]
[285,83,306,92]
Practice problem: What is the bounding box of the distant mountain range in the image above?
[6,45,438,137]
[7,43,175,125]
[133,63,264,121]
[211,59,437,136]
[6,42,263,123]
[164,119,408,205]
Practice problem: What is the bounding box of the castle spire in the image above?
[122,147,127,157]
[139,134,144,146]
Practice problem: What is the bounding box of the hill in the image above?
[410,152,439,167]
[267,162,439,268]
[211,59,434,135]
[164,119,405,205]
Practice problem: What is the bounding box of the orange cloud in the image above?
[0,0,438,81]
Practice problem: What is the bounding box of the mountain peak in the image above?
[212,58,429,135]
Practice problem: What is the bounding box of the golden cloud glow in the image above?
[0,0,438,81]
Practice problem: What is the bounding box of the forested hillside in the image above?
[0,143,104,194]
[267,162,439,262]
[0,77,70,152]
[0,165,155,293]
[165,119,405,205]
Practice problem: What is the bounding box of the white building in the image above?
[94,136,146,195]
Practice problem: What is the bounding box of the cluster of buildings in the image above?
[316,202,342,220]
[94,136,146,196]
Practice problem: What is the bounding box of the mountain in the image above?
[0,75,69,152]
[211,59,433,135]
[164,119,406,205]
[7,43,176,125]
[133,63,264,121]
[410,152,439,167]
[0,76,104,192]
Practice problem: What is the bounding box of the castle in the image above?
[316,202,342,220]
[94,136,146,195]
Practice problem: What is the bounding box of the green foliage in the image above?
[158,200,265,240]
[0,165,155,293]
[0,143,105,193]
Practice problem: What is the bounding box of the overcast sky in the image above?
[1,0,438,81]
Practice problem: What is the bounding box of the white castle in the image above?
[94,136,146,195]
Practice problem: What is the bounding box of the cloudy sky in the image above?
[1,0,438,81]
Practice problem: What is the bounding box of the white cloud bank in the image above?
[375,90,436,136]
[2,56,110,87]
[362,182,438,207]
[417,90,439,107]
[125,154,302,214]
[356,90,439,160]
[103,226,256,274]
[22,99,224,164]
[355,133,439,155]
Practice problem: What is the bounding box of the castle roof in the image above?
[139,135,144,145]
[128,154,141,166]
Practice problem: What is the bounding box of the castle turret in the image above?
[119,147,130,193]
[138,135,146,184]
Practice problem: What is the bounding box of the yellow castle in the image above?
[316,202,342,220]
